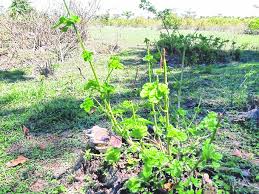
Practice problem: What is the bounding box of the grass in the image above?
[89,26,259,48]
[0,26,258,193]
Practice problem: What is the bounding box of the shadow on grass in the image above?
[241,50,259,62]
[0,97,102,134]
[26,97,101,133]
[0,70,31,83]
[115,52,259,113]
[119,47,146,67]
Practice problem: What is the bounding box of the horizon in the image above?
[0,0,259,17]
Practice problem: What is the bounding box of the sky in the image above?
[1,0,259,17]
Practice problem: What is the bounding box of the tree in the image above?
[9,0,32,18]
[158,9,181,32]
[122,11,134,19]
[139,0,181,33]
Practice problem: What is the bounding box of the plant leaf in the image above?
[82,50,94,62]
[105,148,121,164]
[125,177,142,193]
[80,97,94,113]
[108,56,124,69]
[167,126,187,141]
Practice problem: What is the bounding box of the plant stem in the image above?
[62,0,126,140]
[177,47,186,126]
[162,48,170,154]
[146,43,153,83]
[62,0,133,147]
[105,68,114,83]
[63,0,100,86]
[177,47,186,109]
[151,103,164,152]
[132,103,136,121]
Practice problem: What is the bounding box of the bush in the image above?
[9,0,32,18]
[55,2,224,192]
[157,32,240,65]
[247,18,259,34]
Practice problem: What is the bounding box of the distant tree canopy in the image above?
[122,11,134,19]
[9,0,32,18]
[139,0,181,32]
[248,18,259,31]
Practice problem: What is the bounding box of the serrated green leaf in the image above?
[130,125,148,139]
[142,165,152,179]
[108,56,124,69]
[80,97,94,112]
[125,177,142,193]
[84,79,99,90]
[177,108,187,117]
[53,15,80,32]
[212,161,221,169]
[140,82,169,104]
[165,160,183,177]
[100,82,115,98]
[69,15,80,24]
[140,147,168,168]
[84,149,92,161]
[199,112,218,132]
[52,16,67,29]
[105,148,121,164]
[82,50,94,62]
[121,100,133,109]
[143,54,154,62]
[202,140,213,161]
[167,126,187,141]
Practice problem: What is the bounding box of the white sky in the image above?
[1,0,259,17]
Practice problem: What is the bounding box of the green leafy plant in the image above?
[247,18,259,34]
[9,0,32,18]
[157,32,240,65]
[56,1,223,192]
[139,0,181,33]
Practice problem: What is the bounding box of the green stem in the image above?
[132,103,136,121]
[63,0,100,87]
[177,47,186,126]
[105,68,114,83]
[188,97,202,128]
[152,103,164,152]
[152,103,158,130]
[104,100,120,131]
[177,47,186,110]
[146,43,153,83]
[62,0,132,146]
[162,48,170,154]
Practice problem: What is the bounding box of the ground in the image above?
[0,26,258,193]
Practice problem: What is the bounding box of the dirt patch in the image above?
[30,179,49,192]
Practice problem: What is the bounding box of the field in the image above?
[0,25,259,193]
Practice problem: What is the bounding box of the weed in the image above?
[56,1,224,192]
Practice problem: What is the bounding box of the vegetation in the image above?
[8,0,32,18]
[248,18,259,34]
[157,32,241,65]
[0,0,258,193]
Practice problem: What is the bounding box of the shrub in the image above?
[157,32,240,65]
[9,0,32,18]
[56,1,223,193]
[247,18,259,34]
